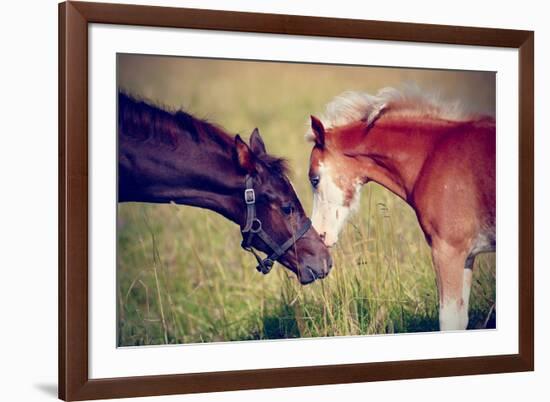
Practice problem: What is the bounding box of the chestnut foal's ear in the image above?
[235,135,256,173]
[310,115,325,148]
[249,128,267,156]
[363,102,387,129]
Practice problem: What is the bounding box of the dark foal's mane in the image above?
[118,92,289,176]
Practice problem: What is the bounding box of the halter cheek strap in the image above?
[240,175,312,275]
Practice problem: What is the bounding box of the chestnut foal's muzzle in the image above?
[240,175,312,274]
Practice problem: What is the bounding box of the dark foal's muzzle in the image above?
[240,175,312,275]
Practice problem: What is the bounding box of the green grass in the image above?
[117,55,496,346]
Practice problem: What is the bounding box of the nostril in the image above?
[319,257,332,277]
[320,232,326,241]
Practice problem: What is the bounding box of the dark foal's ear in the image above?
[235,135,256,173]
[310,115,325,148]
[249,128,267,156]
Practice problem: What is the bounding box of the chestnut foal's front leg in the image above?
[431,238,473,331]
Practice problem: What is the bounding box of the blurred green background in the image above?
[117,54,496,346]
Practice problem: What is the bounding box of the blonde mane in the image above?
[306,86,476,142]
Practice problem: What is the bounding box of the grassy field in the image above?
[117,55,496,346]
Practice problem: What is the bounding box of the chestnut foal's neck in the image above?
[346,119,445,201]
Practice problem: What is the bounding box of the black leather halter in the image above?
[241,175,312,275]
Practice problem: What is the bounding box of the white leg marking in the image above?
[440,297,469,331]
[431,239,470,331]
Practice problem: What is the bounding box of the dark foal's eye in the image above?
[310,175,320,188]
[281,203,294,215]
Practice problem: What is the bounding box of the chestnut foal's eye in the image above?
[310,176,320,188]
[281,204,294,215]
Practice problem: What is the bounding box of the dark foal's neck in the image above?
[118,93,245,226]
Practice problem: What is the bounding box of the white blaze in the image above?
[311,162,361,247]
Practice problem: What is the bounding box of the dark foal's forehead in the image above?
[257,153,289,177]
[254,152,308,211]
[257,162,304,208]
[261,168,297,197]
[256,155,290,192]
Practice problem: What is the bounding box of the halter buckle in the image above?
[256,259,274,274]
[244,188,256,204]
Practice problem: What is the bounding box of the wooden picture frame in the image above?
[59,1,534,400]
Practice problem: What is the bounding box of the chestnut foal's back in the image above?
[306,88,495,330]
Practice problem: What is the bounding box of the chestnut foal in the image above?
[306,88,495,330]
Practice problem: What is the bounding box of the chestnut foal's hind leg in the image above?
[431,238,472,331]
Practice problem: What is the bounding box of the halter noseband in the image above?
[241,175,312,275]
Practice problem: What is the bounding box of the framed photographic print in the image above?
[59,1,534,400]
